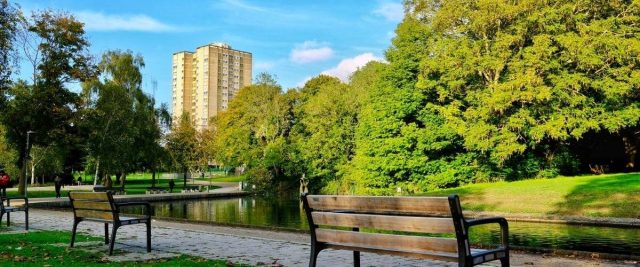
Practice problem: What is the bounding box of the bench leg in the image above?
[0,212,4,228]
[108,225,119,255]
[104,223,109,244]
[309,247,320,267]
[352,227,360,267]
[70,219,80,247]
[146,221,151,252]
[353,251,360,267]
[24,209,28,231]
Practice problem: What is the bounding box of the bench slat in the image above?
[72,200,113,211]
[70,192,110,201]
[327,244,459,262]
[312,212,455,233]
[306,195,451,216]
[315,229,458,254]
[75,209,114,221]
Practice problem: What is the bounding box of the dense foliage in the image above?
[212,0,640,194]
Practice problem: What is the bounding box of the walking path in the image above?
[3,209,637,267]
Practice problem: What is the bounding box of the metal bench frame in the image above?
[69,192,151,255]
[0,196,28,230]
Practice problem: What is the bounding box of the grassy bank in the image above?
[0,230,249,266]
[421,172,640,218]
[7,177,221,198]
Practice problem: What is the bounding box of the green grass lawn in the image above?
[421,172,640,218]
[0,230,250,266]
[7,176,220,198]
[197,174,247,183]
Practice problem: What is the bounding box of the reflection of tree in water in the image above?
[145,195,307,229]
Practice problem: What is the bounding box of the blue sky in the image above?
[13,0,403,108]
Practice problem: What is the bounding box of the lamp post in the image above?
[24,130,36,197]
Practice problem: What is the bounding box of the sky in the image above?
[13,0,403,109]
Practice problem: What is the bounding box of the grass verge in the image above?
[421,172,640,218]
[0,230,250,266]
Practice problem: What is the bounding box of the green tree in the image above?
[166,113,199,187]
[351,14,476,194]
[213,75,297,191]
[412,0,640,175]
[1,10,96,194]
[82,50,163,188]
[293,64,385,193]
[0,124,19,177]
[0,0,20,107]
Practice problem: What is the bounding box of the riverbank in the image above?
[3,209,638,267]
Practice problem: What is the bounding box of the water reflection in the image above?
[122,195,640,256]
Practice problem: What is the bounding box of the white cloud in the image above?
[322,53,382,82]
[373,2,404,22]
[290,41,334,64]
[254,61,275,71]
[74,11,178,32]
[220,0,268,12]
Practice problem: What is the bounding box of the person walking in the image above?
[54,175,63,198]
[0,170,10,199]
[168,179,175,193]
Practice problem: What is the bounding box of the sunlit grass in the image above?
[421,173,640,218]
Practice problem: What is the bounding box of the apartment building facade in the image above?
[172,43,252,130]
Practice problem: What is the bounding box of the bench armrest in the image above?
[466,217,509,248]
[115,202,151,217]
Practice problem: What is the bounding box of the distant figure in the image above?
[0,170,10,198]
[299,174,309,194]
[104,175,113,188]
[77,176,82,186]
[54,175,63,198]
[168,179,175,193]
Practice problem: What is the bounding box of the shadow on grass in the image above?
[554,173,640,218]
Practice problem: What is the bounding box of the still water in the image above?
[123,195,640,256]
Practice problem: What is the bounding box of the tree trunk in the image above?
[183,168,188,188]
[623,130,639,170]
[94,159,100,186]
[151,167,156,188]
[121,173,126,190]
[30,163,35,185]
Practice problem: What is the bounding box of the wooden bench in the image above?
[301,194,509,267]
[68,192,151,255]
[0,196,28,230]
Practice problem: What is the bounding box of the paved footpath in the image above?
[4,209,638,267]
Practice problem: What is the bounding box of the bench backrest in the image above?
[302,194,469,261]
[69,192,117,221]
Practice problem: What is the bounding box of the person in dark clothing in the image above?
[54,175,63,198]
[168,179,175,193]
[77,176,82,186]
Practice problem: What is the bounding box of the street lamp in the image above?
[24,130,36,197]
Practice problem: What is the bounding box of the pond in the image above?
[122,194,640,257]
